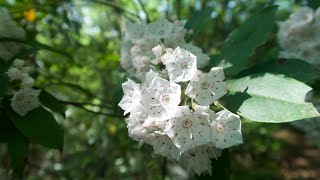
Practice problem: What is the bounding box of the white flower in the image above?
[120,39,134,70]
[165,106,211,152]
[179,145,222,175]
[144,69,159,86]
[148,134,181,160]
[163,47,197,82]
[277,6,320,65]
[6,67,28,81]
[151,44,165,64]
[21,76,35,89]
[141,76,181,121]
[11,89,41,116]
[125,21,148,42]
[12,59,25,68]
[180,43,210,69]
[210,109,243,149]
[152,45,165,57]
[118,79,142,115]
[186,67,228,106]
[147,18,174,39]
[125,109,151,142]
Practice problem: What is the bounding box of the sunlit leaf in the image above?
[223,73,319,122]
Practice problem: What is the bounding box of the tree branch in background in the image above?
[137,0,150,22]
[175,0,181,19]
[61,100,121,117]
[85,0,140,21]
[0,38,74,61]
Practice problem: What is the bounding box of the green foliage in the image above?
[8,107,64,150]
[223,73,319,122]
[8,132,29,174]
[0,74,9,97]
[210,5,278,76]
[184,8,213,42]
[239,59,320,83]
[39,90,66,117]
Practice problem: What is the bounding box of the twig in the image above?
[83,0,139,21]
[61,100,113,109]
[0,38,74,61]
[68,103,121,117]
[137,0,150,22]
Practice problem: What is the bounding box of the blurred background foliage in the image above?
[0,0,320,179]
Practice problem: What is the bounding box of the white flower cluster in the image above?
[119,19,243,175]
[277,7,320,65]
[6,59,40,116]
[0,7,25,61]
[120,19,210,80]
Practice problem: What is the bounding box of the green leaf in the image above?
[239,59,320,83]
[222,73,320,123]
[8,132,29,174]
[39,90,66,117]
[8,107,64,149]
[307,0,320,10]
[0,74,9,97]
[184,8,213,42]
[215,6,278,76]
[0,111,17,143]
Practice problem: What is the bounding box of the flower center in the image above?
[201,81,210,90]
[161,94,170,105]
[217,123,225,132]
[182,119,192,128]
[180,61,188,70]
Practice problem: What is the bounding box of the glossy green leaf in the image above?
[239,59,320,83]
[223,73,320,123]
[8,132,29,174]
[8,107,64,149]
[184,8,213,41]
[39,90,66,117]
[0,110,17,143]
[215,6,278,76]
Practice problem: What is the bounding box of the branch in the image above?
[0,38,74,61]
[61,100,113,109]
[137,0,150,22]
[67,103,121,117]
[84,0,140,21]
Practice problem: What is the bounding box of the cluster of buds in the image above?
[119,19,243,175]
[277,7,320,65]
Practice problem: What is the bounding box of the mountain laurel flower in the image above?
[118,79,142,115]
[277,6,320,65]
[164,47,197,82]
[11,89,41,116]
[149,134,181,160]
[147,18,174,39]
[118,17,244,175]
[165,106,211,152]
[186,67,228,106]
[179,145,222,175]
[141,76,181,121]
[210,110,243,149]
